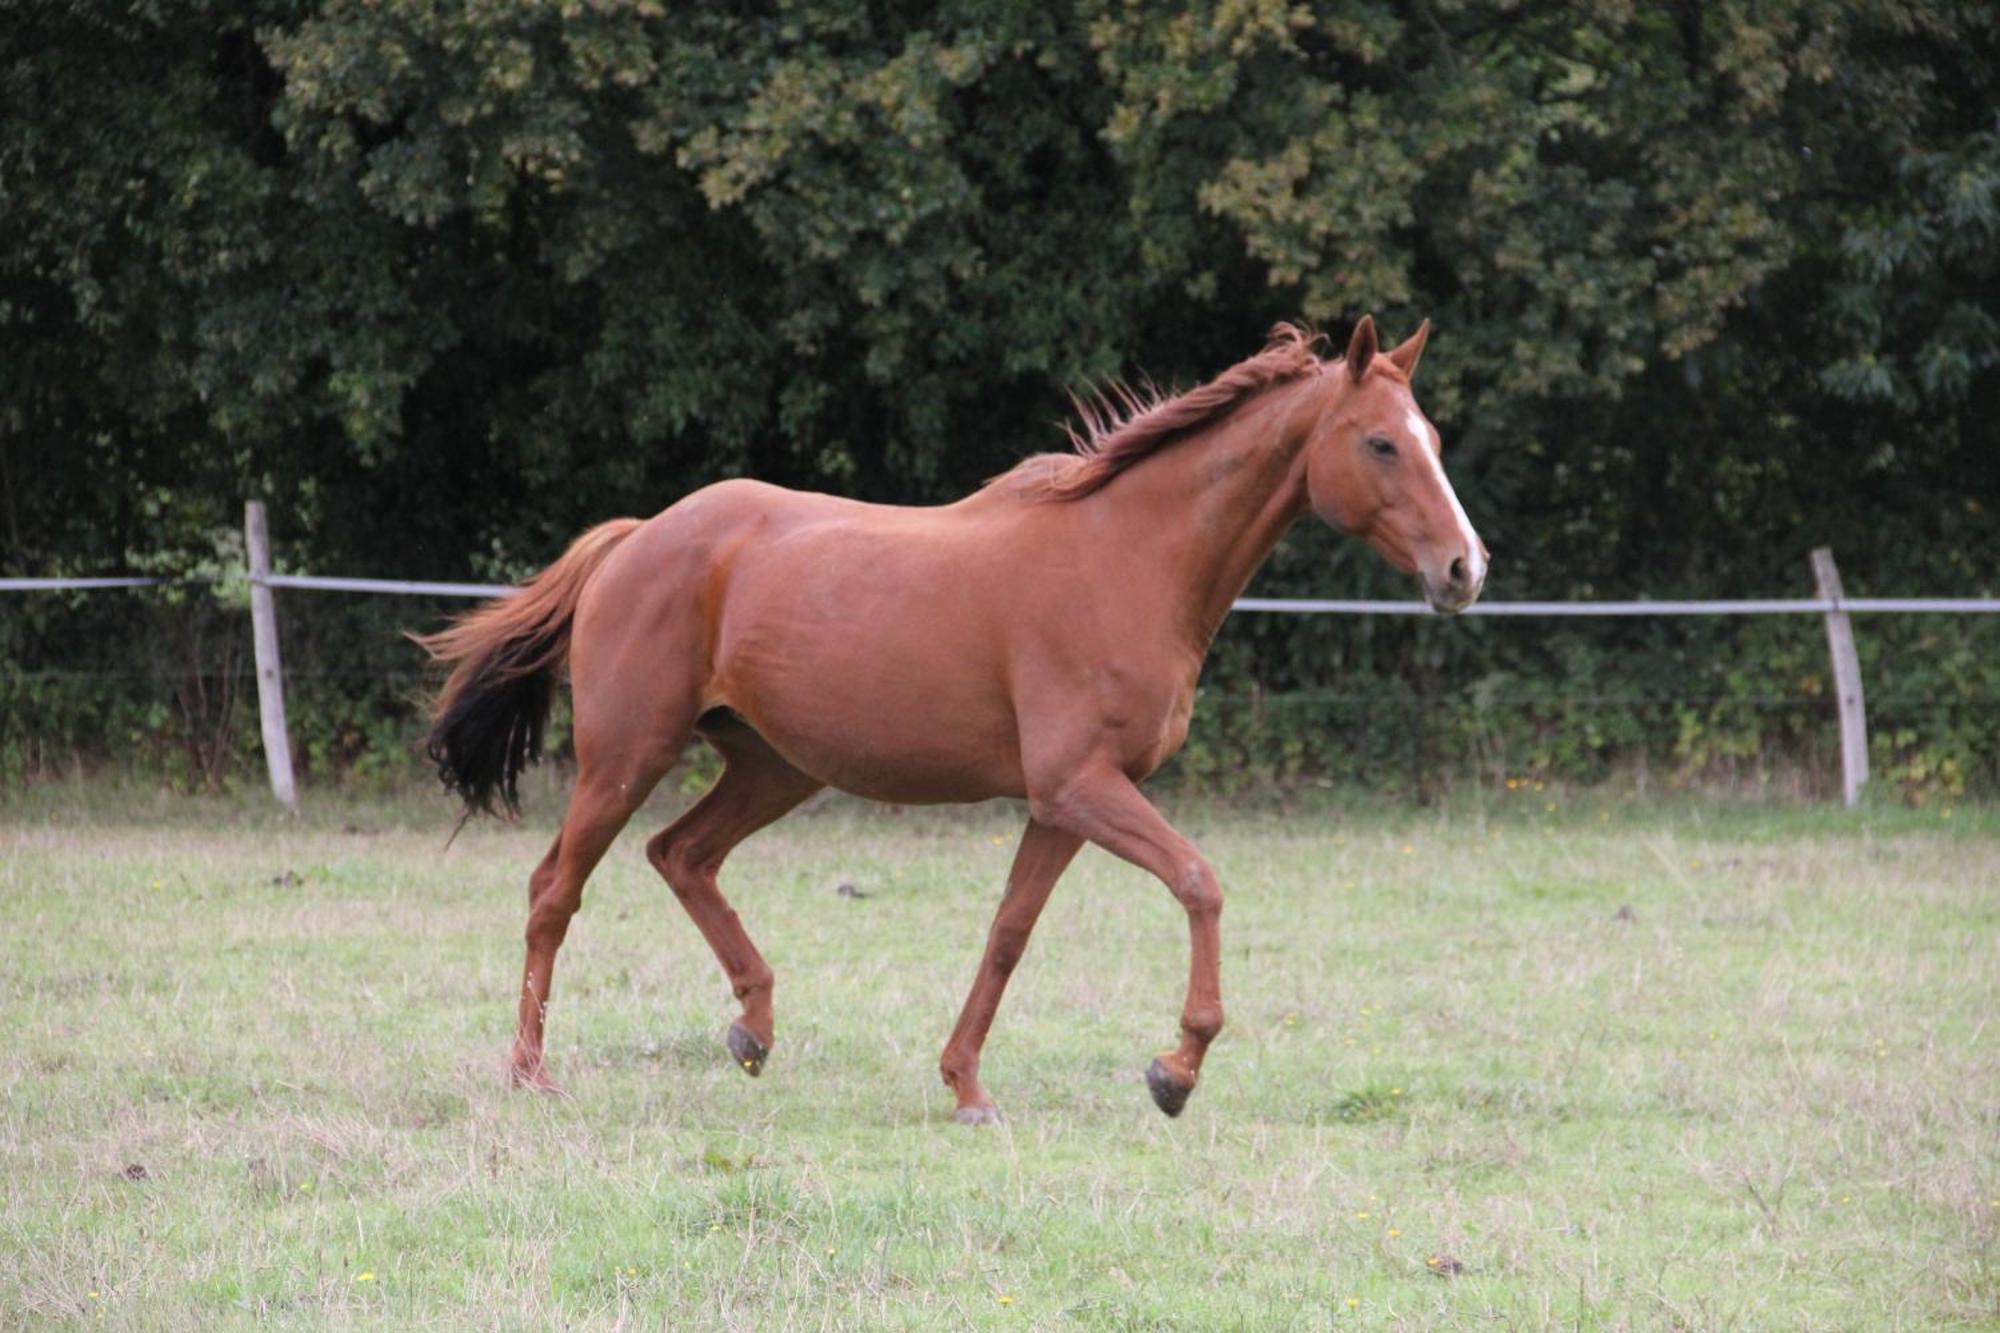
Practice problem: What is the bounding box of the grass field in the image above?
[3,781,1997,1329]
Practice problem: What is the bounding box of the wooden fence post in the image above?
[245,500,299,811]
[1810,547,1868,808]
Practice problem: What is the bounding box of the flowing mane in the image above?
[995,323,1327,500]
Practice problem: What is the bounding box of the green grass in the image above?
[3,782,1997,1328]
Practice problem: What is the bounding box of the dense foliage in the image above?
[4,1,1996,797]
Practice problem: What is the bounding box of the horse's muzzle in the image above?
[1423,553,1485,614]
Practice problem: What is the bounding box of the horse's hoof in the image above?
[1145,1058,1193,1118]
[952,1104,1002,1127]
[725,1022,769,1078]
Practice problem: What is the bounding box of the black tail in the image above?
[410,519,641,817]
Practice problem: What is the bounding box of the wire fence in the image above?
[16,575,1994,617]
[6,507,1998,808]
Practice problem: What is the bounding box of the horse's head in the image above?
[1304,316,1487,613]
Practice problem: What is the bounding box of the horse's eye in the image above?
[1367,436,1397,459]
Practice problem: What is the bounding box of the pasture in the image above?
[3,784,1996,1329]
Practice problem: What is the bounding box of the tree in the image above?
[2,1,1994,791]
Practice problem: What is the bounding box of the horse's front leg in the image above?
[938,820,1084,1124]
[1032,765,1224,1117]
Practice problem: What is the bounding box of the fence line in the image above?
[7,507,1999,809]
[0,576,166,591]
[12,576,1996,616]
[260,573,520,598]
[1232,596,2000,616]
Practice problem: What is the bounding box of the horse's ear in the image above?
[1345,315,1378,381]
[1386,319,1431,380]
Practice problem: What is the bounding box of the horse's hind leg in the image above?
[510,687,690,1091]
[509,767,662,1091]
[646,717,823,1076]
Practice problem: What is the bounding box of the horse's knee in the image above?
[1174,857,1222,919]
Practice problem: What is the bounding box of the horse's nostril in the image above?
[1448,556,1468,587]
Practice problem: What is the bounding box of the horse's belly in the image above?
[736,694,1024,804]
[710,613,1023,804]
[798,743,1021,805]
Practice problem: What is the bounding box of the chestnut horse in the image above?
[418,316,1485,1122]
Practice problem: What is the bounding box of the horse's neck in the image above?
[1084,376,1319,649]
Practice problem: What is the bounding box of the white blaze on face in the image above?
[1404,406,1485,586]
